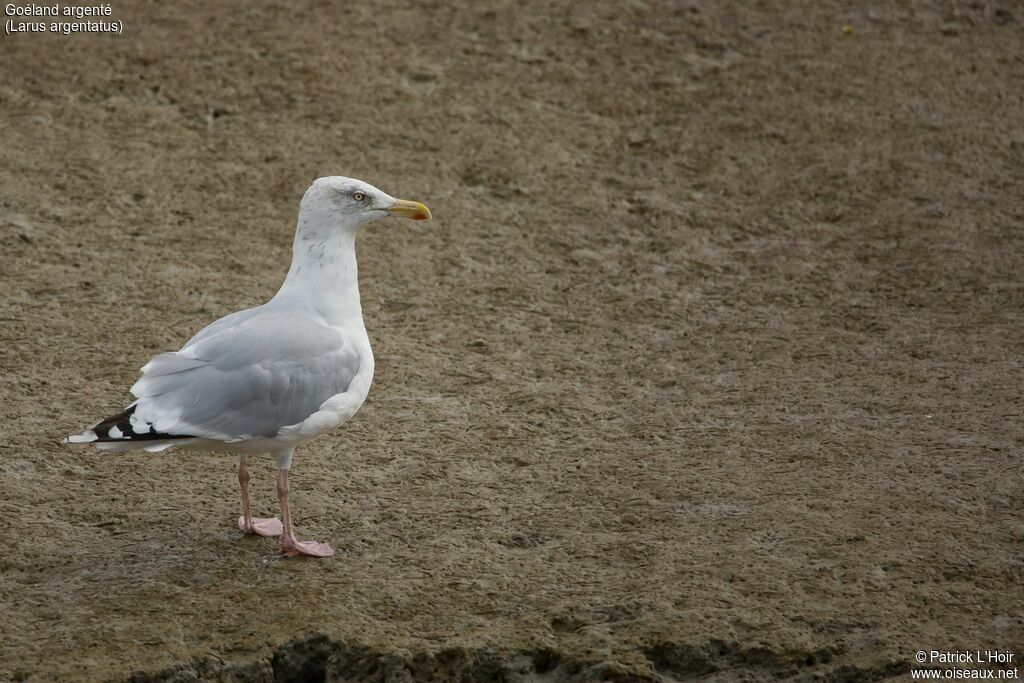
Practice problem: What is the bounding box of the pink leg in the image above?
[236,455,283,538]
[277,468,334,558]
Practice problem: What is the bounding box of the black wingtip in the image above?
[89,405,194,443]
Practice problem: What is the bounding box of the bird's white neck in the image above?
[271,225,364,327]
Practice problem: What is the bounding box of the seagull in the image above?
[66,176,431,558]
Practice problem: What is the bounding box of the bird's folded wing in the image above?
[129,313,360,441]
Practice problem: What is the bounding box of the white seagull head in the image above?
[299,176,431,233]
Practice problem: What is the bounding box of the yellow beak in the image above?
[388,199,432,221]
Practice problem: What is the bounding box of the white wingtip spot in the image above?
[108,426,123,439]
[130,413,152,435]
[66,430,98,444]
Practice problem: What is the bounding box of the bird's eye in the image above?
[353,192,366,202]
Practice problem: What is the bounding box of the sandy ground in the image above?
[1,0,1023,680]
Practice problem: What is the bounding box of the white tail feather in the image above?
[66,430,98,444]
[94,439,189,453]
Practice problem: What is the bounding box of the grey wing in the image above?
[129,313,360,441]
[180,305,267,350]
